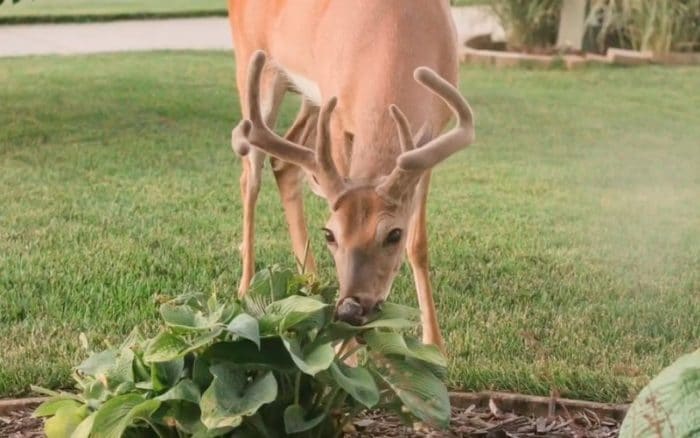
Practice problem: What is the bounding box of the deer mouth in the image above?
[334,296,384,326]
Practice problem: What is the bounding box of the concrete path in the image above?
[0,8,502,58]
[0,17,232,57]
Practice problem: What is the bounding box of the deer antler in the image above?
[377,67,475,202]
[237,50,346,200]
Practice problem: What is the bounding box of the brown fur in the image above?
[228,0,474,347]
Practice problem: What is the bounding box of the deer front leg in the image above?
[233,63,287,297]
[270,100,319,274]
[272,160,317,275]
[406,172,444,348]
[238,148,266,297]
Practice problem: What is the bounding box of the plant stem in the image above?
[294,372,301,405]
[140,418,168,438]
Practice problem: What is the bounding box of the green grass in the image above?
[0,0,226,23]
[451,0,486,6]
[1,52,699,403]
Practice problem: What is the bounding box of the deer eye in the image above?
[322,228,336,244]
[385,228,403,245]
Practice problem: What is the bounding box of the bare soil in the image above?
[2,402,620,437]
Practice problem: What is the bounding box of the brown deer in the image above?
[227,0,475,347]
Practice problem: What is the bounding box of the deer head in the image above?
[234,51,474,325]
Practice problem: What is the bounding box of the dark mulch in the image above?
[0,408,43,438]
[1,400,620,437]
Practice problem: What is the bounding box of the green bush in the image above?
[489,0,563,52]
[32,266,450,438]
[587,0,700,53]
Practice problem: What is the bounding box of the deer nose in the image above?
[335,297,365,326]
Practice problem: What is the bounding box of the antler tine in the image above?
[240,51,346,200]
[397,67,475,172]
[375,106,426,203]
[377,67,474,203]
[314,97,346,198]
[243,51,317,171]
[389,104,415,152]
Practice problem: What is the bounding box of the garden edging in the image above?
[0,390,629,420]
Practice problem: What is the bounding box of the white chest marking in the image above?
[283,68,322,106]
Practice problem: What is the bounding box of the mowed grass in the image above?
[0,0,225,22]
[1,52,699,402]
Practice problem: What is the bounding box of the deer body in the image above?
[228,0,474,347]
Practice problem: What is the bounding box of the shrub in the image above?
[587,0,700,53]
[488,0,563,52]
[33,266,451,437]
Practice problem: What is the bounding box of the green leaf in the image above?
[247,266,296,302]
[203,339,296,372]
[44,404,88,438]
[373,302,420,322]
[71,412,97,438]
[144,332,189,363]
[187,327,225,352]
[372,355,451,428]
[227,313,260,348]
[329,361,380,408]
[620,347,700,438]
[266,295,330,332]
[118,326,145,351]
[160,303,215,330]
[200,365,277,430]
[364,330,447,368]
[91,394,161,438]
[192,356,213,390]
[157,379,201,404]
[109,346,136,385]
[34,397,81,418]
[144,327,222,366]
[83,379,110,403]
[282,337,335,376]
[114,381,135,395]
[329,302,420,336]
[151,358,184,391]
[153,401,204,435]
[76,350,117,376]
[133,353,151,384]
[283,404,326,434]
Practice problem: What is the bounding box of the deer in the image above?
[227,0,475,348]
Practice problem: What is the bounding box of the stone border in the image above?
[460,46,700,69]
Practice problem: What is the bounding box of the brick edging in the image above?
[0,397,46,415]
[1,391,629,421]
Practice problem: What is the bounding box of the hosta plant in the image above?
[619,347,700,437]
[33,266,450,437]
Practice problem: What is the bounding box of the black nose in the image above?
[335,297,364,326]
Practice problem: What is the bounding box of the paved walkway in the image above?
[0,8,501,58]
[0,17,232,57]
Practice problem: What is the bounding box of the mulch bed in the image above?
[1,400,620,437]
[0,407,43,438]
[347,401,620,438]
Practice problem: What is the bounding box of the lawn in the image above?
[0,0,225,23]
[1,52,699,403]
